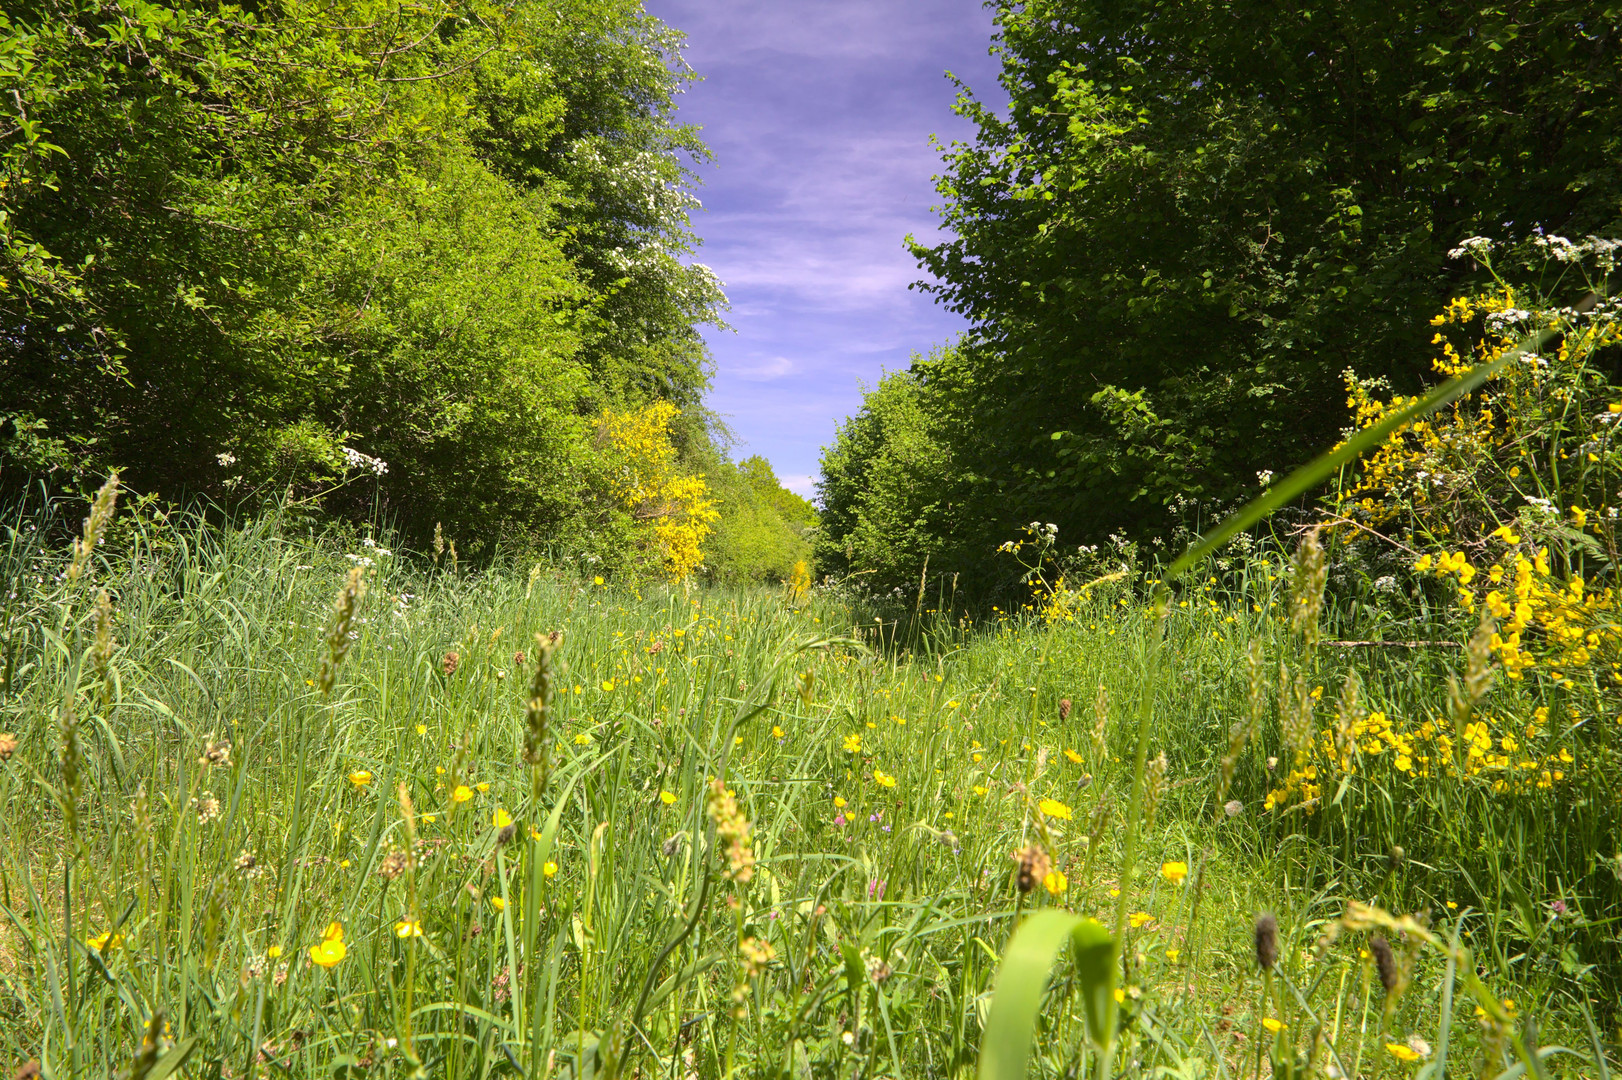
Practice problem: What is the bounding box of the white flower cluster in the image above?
[1448,236,1494,260]
[1533,234,1621,269]
[342,447,388,476]
[1484,308,1532,333]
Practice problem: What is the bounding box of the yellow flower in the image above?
[660,790,677,805]
[476,782,490,792]
[1385,1043,1420,1063]
[266,945,282,959]
[1064,748,1084,765]
[772,726,785,738]
[600,679,615,692]
[1128,911,1153,929]
[1571,506,1588,528]
[1160,861,1189,885]
[873,769,897,788]
[394,918,423,939]
[1263,1018,1285,1034]
[86,930,124,952]
[492,808,513,830]
[1112,988,1126,1004]
[414,724,427,736]
[451,785,473,804]
[833,796,846,808]
[348,770,373,789]
[972,785,987,796]
[1042,870,1068,895]
[573,732,591,745]
[309,922,346,967]
[1165,947,1180,962]
[1038,798,1072,821]
[422,813,437,823]
[490,896,506,912]
[843,733,862,753]
[542,861,558,878]
[593,576,605,585]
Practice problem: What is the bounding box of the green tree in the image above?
[0,0,723,559]
[910,0,1622,550]
[815,363,964,592]
[701,454,816,586]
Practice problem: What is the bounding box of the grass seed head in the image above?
[1058,697,1072,722]
[93,588,115,678]
[1145,750,1168,830]
[316,568,366,695]
[58,704,82,837]
[523,633,559,770]
[707,779,755,883]
[68,471,120,583]
[1288,527,1328,646]
[0,732,17,762]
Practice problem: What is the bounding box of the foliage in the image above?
[1,484,1616,1077]
[0,0,724,558]
[702,455,816,587]
[905,0,1622,552]
[814,361,966,592]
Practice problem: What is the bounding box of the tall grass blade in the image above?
[976,909,1085,1080]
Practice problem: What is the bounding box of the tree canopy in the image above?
[844,0,1622,587]
[0,0,736,561]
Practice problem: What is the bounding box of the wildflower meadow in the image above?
[2,1,1620,1074]
[2,388,1619,1078]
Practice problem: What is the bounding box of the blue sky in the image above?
[643,0,1005,497]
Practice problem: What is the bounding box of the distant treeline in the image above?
[0,0,812,580]
[819,0,1622,590]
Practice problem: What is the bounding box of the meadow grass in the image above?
[0,491,1615,1079]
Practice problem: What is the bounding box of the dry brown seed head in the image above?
[1058,697,1072,722]
[1254,912,1279,970]
[1014,843,1051,894]
[378,848,414,880]
[201,737,232,769]
[442,651,460,676]
[0,732,17,762]
[1370,935,1398,993]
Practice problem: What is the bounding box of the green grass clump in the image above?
[0,487,1615,1079]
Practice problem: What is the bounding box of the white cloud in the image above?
[731,356,794,381]
[780,473,819,498]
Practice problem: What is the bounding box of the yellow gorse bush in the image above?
[599,400,719,580]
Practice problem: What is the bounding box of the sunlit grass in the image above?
[0,492,1613,1078]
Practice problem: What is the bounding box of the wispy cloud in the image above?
[645,0,1004,484]
[730,356,795,381]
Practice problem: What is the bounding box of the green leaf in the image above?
[1070,918,1117,1050]
[977,909,1086,1080]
